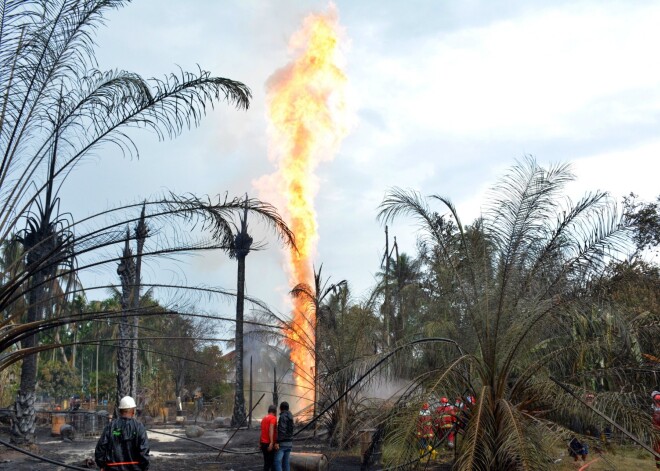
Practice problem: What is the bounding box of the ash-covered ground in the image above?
[0,423,371,470]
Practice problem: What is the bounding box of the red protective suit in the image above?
[652,392,660,469]
[417,405,434,446]
[434,398,456,448]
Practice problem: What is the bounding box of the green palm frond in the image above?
[378,157,658,469]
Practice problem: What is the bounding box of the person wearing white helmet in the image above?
[95,396,150,470]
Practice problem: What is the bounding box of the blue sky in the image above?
[60,1,660,318]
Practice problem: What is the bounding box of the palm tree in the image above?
[374,251,423,349]
[290,265,346,423]
[116,230,135,405]
[0,0,250,443]
[377,158,657,470]
[316,284,379,448]
[130,205,148,399]
[114,205,148,408]
[229,195,295,427]
[13,162,74,443]
[229,198,252,426]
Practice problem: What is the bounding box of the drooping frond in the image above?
[378,157,656,469]
[456,386,495,471]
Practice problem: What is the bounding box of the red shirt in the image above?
[260,414,277,444]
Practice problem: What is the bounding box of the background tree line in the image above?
[287,159,660,470]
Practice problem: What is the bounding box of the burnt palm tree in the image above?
[12,122,74,442]
[378,158,658,470]
[116,229,135,405]
[0,0,250,443]
[115,205,147,406]
[131,205,148,398]
[229,198,252,426]
[229,195,295,427]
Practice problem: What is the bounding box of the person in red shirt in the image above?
[652,391,660,469]
[260,405,278,471]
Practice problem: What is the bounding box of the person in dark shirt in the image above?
[260,404,278,471]
[95,396,150,471]
[273,401,294,471]
[568,436,588,462]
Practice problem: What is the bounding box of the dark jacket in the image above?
[277,410,294,444]
[95,416,150,471]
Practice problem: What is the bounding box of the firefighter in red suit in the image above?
[652,390,660,469]
[435,397,456,448]
[416,403,435,457]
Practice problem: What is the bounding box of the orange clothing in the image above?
[260,414,277,444]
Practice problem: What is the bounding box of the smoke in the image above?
[359,376,413,401]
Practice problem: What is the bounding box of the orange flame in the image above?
[265,5,348,409]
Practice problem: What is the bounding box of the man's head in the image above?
[118,396,137,417]
[653,390,660,402]
[268,404,277,415]
[280,401,289,412]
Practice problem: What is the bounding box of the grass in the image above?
[554,444,656,470]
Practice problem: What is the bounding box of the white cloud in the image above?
[63,0,660,316]
[567,140,660,202]
[353,2,660,140]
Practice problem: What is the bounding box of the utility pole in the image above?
[273,367,278,408]
[384,226,391,351]
[95,342,99,408]
[248,356,253,429]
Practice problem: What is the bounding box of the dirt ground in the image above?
[0,424,370,470]
[0,424,654,470]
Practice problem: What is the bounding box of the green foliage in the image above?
[87,371,116,402]
[317,285,381,448]
[0,363,20,407]
[189,345,230,399]
[624,194,660,254]
[37,360,80,401]
[376,158,659,470]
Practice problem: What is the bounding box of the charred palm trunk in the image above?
[11,110,65,444]
[130,206,148,399]
[11,269,45,444]
[231,200,251,427]
[12,226,61,444]
[116,233,135,408]
[231,252,247,426]
[384,226,391,351]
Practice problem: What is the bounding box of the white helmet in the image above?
[118,396,137,410]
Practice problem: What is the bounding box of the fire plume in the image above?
[265,5,348,408]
